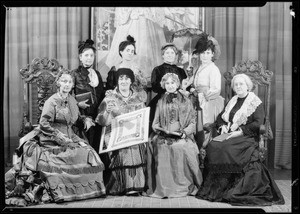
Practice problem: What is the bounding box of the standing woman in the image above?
[189,33,224,149]
[148,43,187,133]
[196,74,285,206]
[106,35,147,101]
[96,68,147,196]
[147,73,202,198]
[72,39,105,152]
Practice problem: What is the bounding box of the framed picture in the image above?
[99,107,150,153]
[91,7,205,84]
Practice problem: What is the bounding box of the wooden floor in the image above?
[3,168,292,213]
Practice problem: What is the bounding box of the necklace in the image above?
[119,89,132,98]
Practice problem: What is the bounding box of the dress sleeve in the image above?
[95,71,105,104]
[39,98,67,145]
[182,104,196,136]
[240,103,265,137]
[106,66,117,90]
[205,66,222,100]
[152,102,161,130]
[151,67,164,94]
[39,98,57,135]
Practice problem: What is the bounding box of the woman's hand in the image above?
[226,130,243,140]
[84,117,95,131]
[78,99,90,109]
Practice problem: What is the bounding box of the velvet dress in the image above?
[196,92,285,206]
[146,92,203,198]
[5,93,106,206]
[96,88,147,195]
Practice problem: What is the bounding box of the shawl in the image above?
[221,92,262,127]
[158,92,195,135]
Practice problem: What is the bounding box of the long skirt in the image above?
[196,136,285,206]
[147,135,203,198]
[5,139,106,206]
[105,144,147,195]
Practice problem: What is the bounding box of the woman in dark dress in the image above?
[196,73,285,206]
[72,39,105,152]
[148,43,187,132]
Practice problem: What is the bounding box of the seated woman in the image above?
[96,68,147,196]
[146,73,203,198]
[196,74,285,206]
[5,70,106,206]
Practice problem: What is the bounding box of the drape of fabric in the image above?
[196,94,285,206]
[204,2,292,169]
[5,93,106,206]
[96,88,147,195]
[4,7,90,165]
[147,92,202,198]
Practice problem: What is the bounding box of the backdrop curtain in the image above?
[204,2,292,169]
[3,7,90,165]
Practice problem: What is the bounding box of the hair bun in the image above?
[126,35,135,44]
[78,39,96,54]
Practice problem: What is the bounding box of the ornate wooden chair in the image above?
[15,57,62,161]
[18,57,61,136]
[223,60,273,165]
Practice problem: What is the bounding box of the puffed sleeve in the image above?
[240,103,265,137]
[106,66,117,90]
[151,66,165,94]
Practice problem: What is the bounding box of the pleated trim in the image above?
[38,163,104,175]
[207,163,243,174]
[47,180,106,202]
[110,163,146,171]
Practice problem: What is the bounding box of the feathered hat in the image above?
[192,32,221,61]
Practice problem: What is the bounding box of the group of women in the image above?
[5,33,285,207]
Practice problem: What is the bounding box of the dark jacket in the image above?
[72,65,105,119]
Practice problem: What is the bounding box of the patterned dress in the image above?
[146,92,203,198]
[5,93,106,206]
[96,88,147,195]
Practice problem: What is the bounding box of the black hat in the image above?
[78,39,96,54]
[116,68,135,84]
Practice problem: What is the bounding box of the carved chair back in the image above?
[19,57,62,136]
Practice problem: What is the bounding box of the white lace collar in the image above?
[221,92,262,126]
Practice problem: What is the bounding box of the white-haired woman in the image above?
[196,73,285,206]
[5,70,106,206]
[146,73,202,198]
